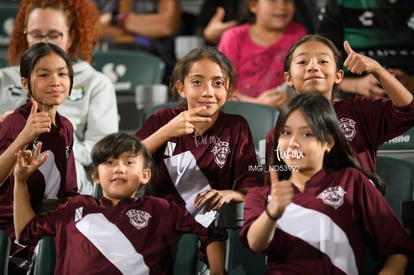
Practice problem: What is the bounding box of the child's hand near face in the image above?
[162,106,212,137]
[14,142,48,184]
[343,41,382,76]
[266,169,293,219]
[256,87,290,109]
[17,101,51,146]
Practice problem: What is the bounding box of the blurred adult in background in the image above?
[197,0,324,46]
[96,0,181,81]
[317,0,414,97]
[0,0,119,195]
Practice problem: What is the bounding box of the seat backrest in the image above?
[34,236,55,275]
[376,156,414,220]
[379,128,414,151]
[226,228,266,275]
[216,201,266,274]
[0,3,18,49]
[143,100,184,121]
[91,49,165,95]
[0,229,10,274]
[363,156,414,273]
[221,101,279,164]
[173,233,200,275]
[0,55,8,68]
[378,128,414,163]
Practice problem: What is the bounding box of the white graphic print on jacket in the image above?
[164,148,217,227]
[75,210,150,275]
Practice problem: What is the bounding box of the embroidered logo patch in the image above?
[317,186,347,210]
[211,141,230,168]
[338,117,356,141]
[68,85,85,101]
[126,209,151,230]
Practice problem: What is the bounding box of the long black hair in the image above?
[91,132,154,196]
[271,92,384,193]
[283,34,344,97]
[169,45,237,99]
[20,42,74,95]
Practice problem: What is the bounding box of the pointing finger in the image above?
[269,167,280,185]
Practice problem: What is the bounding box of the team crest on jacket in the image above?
[317,186,347,210]
[126,209,151,230]
[338,117,356,141]
[211,141,230,168]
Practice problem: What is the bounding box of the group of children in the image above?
[0,17,414,275]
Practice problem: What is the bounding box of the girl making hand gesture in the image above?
[243,92,414,274]
[0,43,78,274]
[267,35,414,173]
[136,46,263,274]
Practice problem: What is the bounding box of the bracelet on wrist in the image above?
[117,12,129,28]
[265,204,280,221]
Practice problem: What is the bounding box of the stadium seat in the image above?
[34,236,55,275]
[222,101,279,164]
[362,156,414,274]
[91,49,166,132]
[376,155,414,222]
[378,128,414,162]
[173,233,200,275]
[0,229,10,274]
[216,201,266,274]
[91,49,165,95]
[226,228,266,275]
[0,3,18,50]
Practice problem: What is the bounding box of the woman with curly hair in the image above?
[0,0,119,197]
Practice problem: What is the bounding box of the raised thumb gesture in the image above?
[266,168,293,220]
[343,40,381,76]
